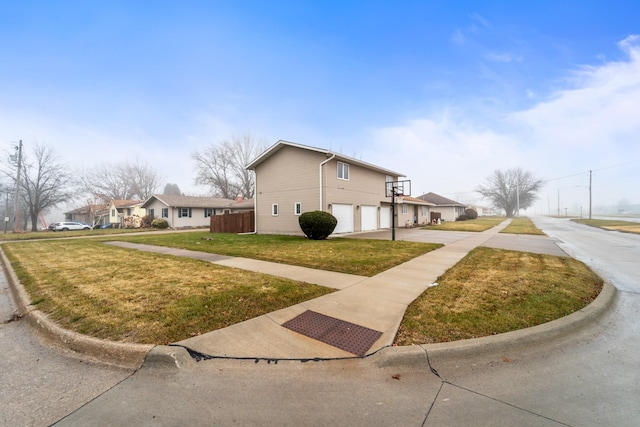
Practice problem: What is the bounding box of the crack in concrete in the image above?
[1,312,23,324]
[418,345,574,426]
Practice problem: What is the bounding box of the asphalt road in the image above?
[1,217,639,426]
[0,264,134,426]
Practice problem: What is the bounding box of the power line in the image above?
[543,160,638,183]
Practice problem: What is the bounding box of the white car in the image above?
[51,221,91,231]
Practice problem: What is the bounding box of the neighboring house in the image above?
[416,192,468,222]
[108,200,146,228]
[397,196,436,227]
[246,140,406,235]
[141,195,254,229]
[468,205,498,217]
[64,203,109,226]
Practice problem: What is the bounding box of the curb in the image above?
[1,247,153,370]
[375,281,618,368]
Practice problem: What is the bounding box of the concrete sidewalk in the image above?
[111,220,512,359]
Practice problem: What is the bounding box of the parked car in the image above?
[51,221,91,231]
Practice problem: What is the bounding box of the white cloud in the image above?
[451,29,466,45]
[486,52,523,63]
[365,36,640,208]
[469,13,490,31]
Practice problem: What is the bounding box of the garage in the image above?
[361,205,377,231]
[380,206,391,229]
[331,204,354,234]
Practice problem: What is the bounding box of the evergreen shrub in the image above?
[151,218,169,229]
[298,210,337,240]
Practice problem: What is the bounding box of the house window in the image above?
[402,204,408,214]
[272,203,279,216]
[337,162,350,180]
[162,208,168,218]
[148,209,154,217]
[204,208,214,217]
[294,202,302,215]
[421,206,427,217]
[127,208,131,216]
[111,209,116,217]
[178,208,192,218]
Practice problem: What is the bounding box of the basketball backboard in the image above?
[385,180,411,197]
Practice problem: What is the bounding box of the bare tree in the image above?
[1,143,75,232]
[191,134,266,199]
[476,168,543,217]
[125,159,163,200]
[80,159,162,203]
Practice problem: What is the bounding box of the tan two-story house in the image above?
[246,140,406,235]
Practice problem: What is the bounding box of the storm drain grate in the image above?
[282,310,382,356]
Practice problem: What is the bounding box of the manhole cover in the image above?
[282,310,382,356]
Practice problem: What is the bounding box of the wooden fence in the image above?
[209,211,255,233]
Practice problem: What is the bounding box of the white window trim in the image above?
[337,161,350,181]
[272,203,279,216]
[294,202,302,216]
[402,204,408,214]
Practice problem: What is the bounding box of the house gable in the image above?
[417,192,468,222]
[248,140,405,235]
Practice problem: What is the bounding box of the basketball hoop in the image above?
[385,180,411,197]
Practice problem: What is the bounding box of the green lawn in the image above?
[3,223,602,346]
[421,217,505,232]
[500,217,545,235]
[102,232,442,276]
[572,218,640,235]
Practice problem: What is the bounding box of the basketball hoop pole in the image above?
[386,180,409,242]
[391,190,396,241]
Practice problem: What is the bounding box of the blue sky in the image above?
[2,1,639,217]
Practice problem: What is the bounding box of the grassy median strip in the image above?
[395,247,603,345]
[421,217,504,232]
[500,217,545,235]
[103,232,442,276]
[572,218,640,235]
[2,240,334,344]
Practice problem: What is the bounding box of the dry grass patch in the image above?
[104,232,441,276]
[501,217,545,235]
[395,247,603,345]
[3,240,333,344]
[573,219,640,235]
[421,217,504,232]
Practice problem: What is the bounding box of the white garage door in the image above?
[361,205,377,231]
[332,204,354,234]
[380,206,391,229]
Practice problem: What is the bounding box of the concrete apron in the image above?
[175,221,512,360]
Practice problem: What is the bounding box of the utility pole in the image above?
[12,140,23,233]
[589,170,592,219]
[4,192,8,234]
[516,180,520,216]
